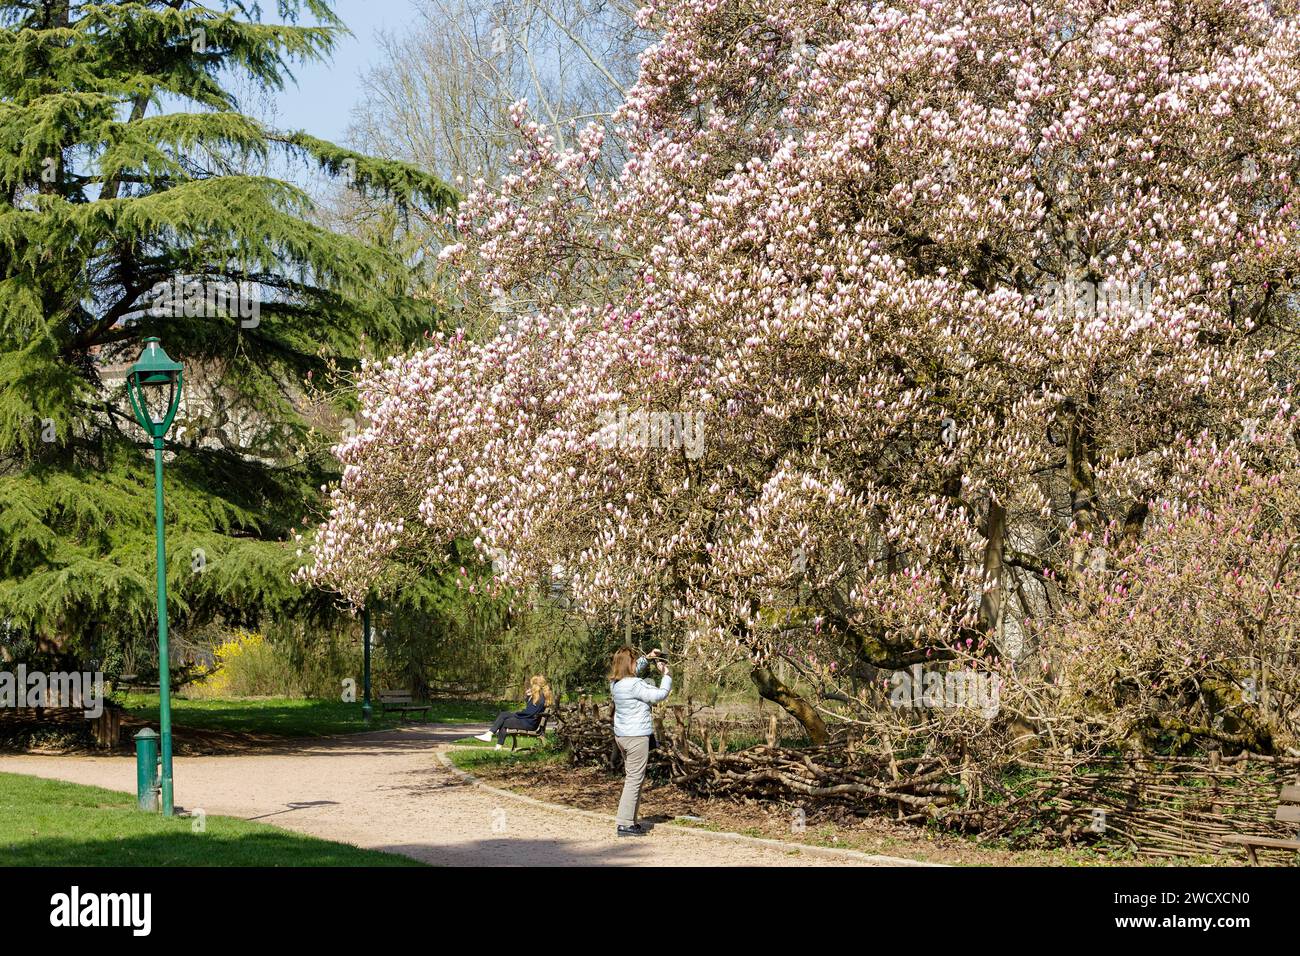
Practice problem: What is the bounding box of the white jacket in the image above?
[611,658,671,737]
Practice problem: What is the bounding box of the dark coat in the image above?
[514,694,546,729]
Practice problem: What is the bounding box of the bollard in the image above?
[134,728,160,812]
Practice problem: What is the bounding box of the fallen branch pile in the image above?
[558,699,966,823]
[555,700,1300,861]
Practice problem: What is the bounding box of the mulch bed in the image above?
[465,753,1079,866]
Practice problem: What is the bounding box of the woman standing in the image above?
[476,675,553,750]
[608,646,671,837]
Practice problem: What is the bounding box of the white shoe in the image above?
[475,732,493,742]
[494,744,504,751]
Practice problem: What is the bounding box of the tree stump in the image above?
[93,707,121,750]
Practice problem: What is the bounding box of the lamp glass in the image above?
[127,338,183,437]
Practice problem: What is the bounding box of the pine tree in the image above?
[0,0,456,673]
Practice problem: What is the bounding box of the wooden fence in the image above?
[556,699,1300,862]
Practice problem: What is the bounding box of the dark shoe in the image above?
[616,823,647,838]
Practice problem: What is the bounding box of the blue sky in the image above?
[266,0,417,146]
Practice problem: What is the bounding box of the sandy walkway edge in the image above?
[435,748,944,867]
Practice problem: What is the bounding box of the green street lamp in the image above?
[362,604,373,722]
[126,337,183,817]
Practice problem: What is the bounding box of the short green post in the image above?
[134,728,160,812]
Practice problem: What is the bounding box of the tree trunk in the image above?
[978,498,1007,638]
[1064,394,1099,574]
[750,666,829,745]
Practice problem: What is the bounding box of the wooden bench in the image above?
[1224,782,1300,865]
[504,711,552,751]
[377,689,432,721]
[116,674,160,694]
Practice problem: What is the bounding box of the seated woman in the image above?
[476,675,554,750]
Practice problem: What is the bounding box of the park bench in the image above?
[377,689,432,721]
[504,710,552,751]
[116,674,160,694]
[117,663,211,693]
[1224,781,1300,865]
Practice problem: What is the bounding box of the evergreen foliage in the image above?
[0,0,457,671]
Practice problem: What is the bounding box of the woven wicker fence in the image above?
[556,699,1300,863]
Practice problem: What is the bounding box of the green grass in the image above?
[451,732,551,751]
[117,694,507,738]
[446,735,565,770]
[0,772,423,866]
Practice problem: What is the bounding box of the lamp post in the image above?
[362,604,373,722]
[126,337,183,817]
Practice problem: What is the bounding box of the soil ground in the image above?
[457,745,1181,866]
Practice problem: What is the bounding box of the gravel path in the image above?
[0,723,921,866]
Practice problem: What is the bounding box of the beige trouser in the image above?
[614,735,650,827]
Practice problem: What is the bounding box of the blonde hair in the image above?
[608,646,640,681]
[526,675,554,707]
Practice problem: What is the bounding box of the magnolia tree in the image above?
[303,0,1300,751]
[1048,405,1300,754]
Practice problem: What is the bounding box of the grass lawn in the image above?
[446,734,564,770]
[0,772,422,866]
[117,694,507,738]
